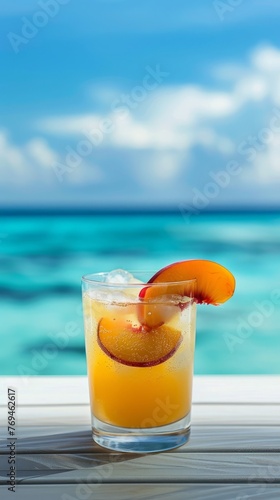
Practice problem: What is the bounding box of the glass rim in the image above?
[81,271,197,288]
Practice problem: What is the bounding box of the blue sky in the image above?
[1,0,280,208]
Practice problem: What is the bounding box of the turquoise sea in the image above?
[1,211,280,376]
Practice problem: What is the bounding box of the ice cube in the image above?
[105,269,136,284]
[86,270,144,306]
[105,269,144,301]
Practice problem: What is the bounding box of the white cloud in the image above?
[38,83,237,162]
[25,138,59,167]
[0,131,102,189]
[39,114,101,135]
[214,44,280,108]
[252,45,280,73]
[0,131,61,186]
[250,135,280,184]
[234,75,268,104]
[0,130,29,181]
[151,86,236,126]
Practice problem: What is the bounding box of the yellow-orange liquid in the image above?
[83,295,196,429]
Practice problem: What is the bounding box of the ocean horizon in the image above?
[1,206,280,215]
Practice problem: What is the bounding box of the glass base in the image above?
[92,414,191,453]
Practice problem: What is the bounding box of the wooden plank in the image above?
[191,403,280,425]
[193,375,280,404]
[1,402,279,427]
[1,375,280,406]
[1,426,280,453]
[0,405,91,427]
[0,376,89,407]
[2,483,280,500]
[1,452,280,484]
[0,425,89,440]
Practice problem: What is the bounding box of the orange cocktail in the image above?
[82,270,196,452]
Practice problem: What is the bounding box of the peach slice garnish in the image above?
[149,259,235,304]
[97,317,182,367]
[138,259,235,328]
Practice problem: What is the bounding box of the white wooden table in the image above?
[1,376,280,499]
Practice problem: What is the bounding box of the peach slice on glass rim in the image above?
[97,317,182,367]
[138,259,235,328]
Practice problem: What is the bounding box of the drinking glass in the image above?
[82,272,196,453]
